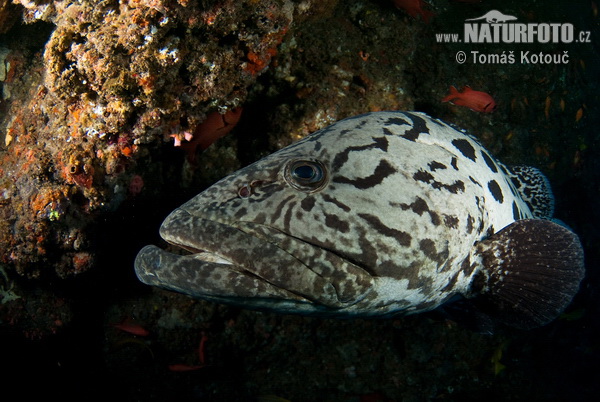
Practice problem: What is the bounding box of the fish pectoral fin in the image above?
[470,219,584,329]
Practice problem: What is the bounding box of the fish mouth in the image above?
[134,208,370,310]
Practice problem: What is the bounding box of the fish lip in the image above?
[134,244,305,303]
[136,208,351,308]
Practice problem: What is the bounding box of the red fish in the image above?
[392,0,435,23]
[441,85,497,113]
[176,107,243,163]
[111,321,150,337]
[167,364,204,372]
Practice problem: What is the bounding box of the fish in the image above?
[135,111,584,329]
[174,108,243,163]
[442,86,497,113]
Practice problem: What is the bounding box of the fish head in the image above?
[135,115,420,316]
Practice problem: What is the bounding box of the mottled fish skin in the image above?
[135,111,583,325]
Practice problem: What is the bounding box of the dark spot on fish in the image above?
[466,214,474,234]
[512,201,520,220]
[413,169,435,184]
[419,239,448,263]
[358,213,412,247]
[373,136,389,152]
[510,177,522,189]
[254,212,267,224]
[429,211,441,226]
[487,180,504,203]
[283,201,296,233]
[445,180,465,194]
[353,227,379,274]
[339,114,370,129]
[414,169,464,194]
[481,151,498,173]
[477,213,485,232]
[322,193,351,212]
[401,113,432,142]
[377,260,402,278]
[451,139,477,161]
[271,195,295,223]
[443,214,459,229]
[405,262,434,292]
[324,213,350,233]
[419,238,437,258]
[460,255,475,277]
[428,161,447,171]
[301,196,316,212]
[229,198,243,208]
[332,138,390,170]
[333,159,397,189]
[234,207,248,218]
[384,116,410,127]
[451,157,458,170]
[469,176,481,187]
[438,258,454,273]
[397,196,429,215]
[395,197,441,226]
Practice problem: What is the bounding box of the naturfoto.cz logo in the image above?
[437,10,593,65]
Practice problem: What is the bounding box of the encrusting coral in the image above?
[0,0,297,277]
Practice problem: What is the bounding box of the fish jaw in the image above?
[134,208,375,313]
[135,245,310,307]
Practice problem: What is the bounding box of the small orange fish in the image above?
[392,0,435,23]
[111,321,150,337]
[167,364,204,372]
[544,96,551,120]
[442,85,497,113]
[198,333,208,364]
[177,107,243,163]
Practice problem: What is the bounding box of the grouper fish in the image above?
[135,111,584,329]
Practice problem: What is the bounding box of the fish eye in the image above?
[292,163,321,182]
[284,159,328,192]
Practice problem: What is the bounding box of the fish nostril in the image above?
[237,180,267,198]
[237,185,252,198]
